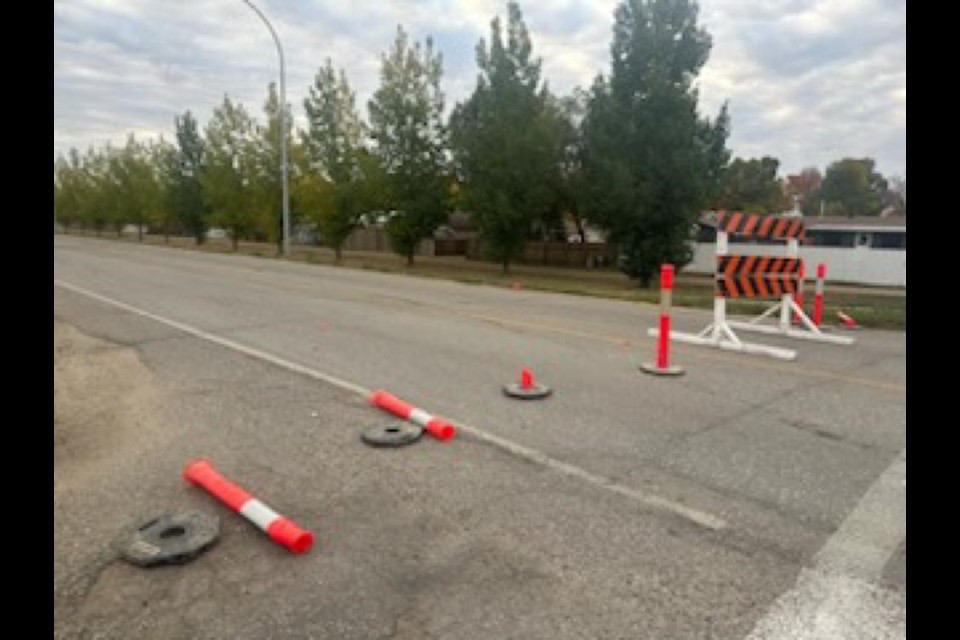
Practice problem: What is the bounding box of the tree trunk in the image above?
[334,246,342,264]
[232,228,239,252]
[502,259,510,275]
[406,252,414,267]
[138,222,144,243]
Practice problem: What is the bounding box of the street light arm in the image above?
[241,0,290,257]
[241,0,285,67]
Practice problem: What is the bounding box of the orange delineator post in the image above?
[793,262,806,325]
[369,390,455,440]
[183,459,314,554]
[657,264,675,369]
[814,263,826,327]
[838,310,859,328]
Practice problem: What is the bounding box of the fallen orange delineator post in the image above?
[837,310,861,329]
[369,390,455,440]
[183,459,314,554]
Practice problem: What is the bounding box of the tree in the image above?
[546,88,589,244]
[820,157,887,217]
[112,134,164,242]
[785,167,822,216]
[449,1,558,273]
[81,145,118,236]
[251,83,291,252]
[716,156,788,214]
[884,174,906,216]
[151,138,181,242]
[169,111,209,244]
[701,102,732,209]
[579,0,728,286]
[54,149,85,232]
[368,26,449,266]
[201,95,259,250]
[303,60,372,262]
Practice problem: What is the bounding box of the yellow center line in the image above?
[453,310,628,345]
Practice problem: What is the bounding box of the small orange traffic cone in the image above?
[521,367,534,389]
[837,310,860,329]
[503,367,552,399]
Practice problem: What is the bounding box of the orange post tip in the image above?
[267,519,315,554]
[521,368,534,389]
[425,419,455,441]
[182,458,214,483]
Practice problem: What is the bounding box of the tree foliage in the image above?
[368,26,449,266]
[55,14,906,278]
[201,95,259,250]
[450,2,558,272]
[885,174,905,216]
[579,0,728,286]
[250,83,288,250]
[169,111,209,244]
[546,88,590,243]
[820,158,888,217]
[716,156,788,214]
[110,134,165,241]
[303,60,375,261]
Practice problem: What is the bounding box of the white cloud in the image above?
[54,0,906,177]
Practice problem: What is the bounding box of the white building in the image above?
[687,216,906,287]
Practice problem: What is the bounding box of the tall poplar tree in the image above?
[580,0,729,286]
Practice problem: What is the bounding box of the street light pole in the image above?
[241,0,290,257]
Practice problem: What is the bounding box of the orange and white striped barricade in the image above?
[719,214,852,346]
[652,212,851,361]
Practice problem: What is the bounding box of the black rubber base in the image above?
[361,422,424,448]
[121,512,220,567]
[502,383,553,399]
[639,363,685,377]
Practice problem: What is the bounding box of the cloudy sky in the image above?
[53,0,906,178]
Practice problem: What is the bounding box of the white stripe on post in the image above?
[240,499,281,531]
[408,408,432,428]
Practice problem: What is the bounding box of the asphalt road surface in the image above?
[54,235,906,639]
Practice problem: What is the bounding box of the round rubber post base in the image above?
[121,511,220,567]
[502,383,553,399]
[361,422,424,448]
[639,363,685,377]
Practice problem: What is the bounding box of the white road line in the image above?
[54,279,370,396]
[54,279,728,531]
[746,449,906,640]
